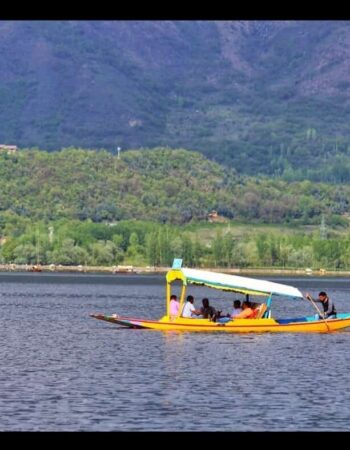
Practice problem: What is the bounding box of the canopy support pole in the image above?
[266,293,272,318]
[178,283,186,317]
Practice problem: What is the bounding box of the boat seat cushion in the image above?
[276,317,308,324]
[254,303,267,319]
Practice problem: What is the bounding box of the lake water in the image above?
[1,272,350,431]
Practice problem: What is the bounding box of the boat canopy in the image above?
[166,267,303,299]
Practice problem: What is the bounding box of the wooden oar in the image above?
[305,294,330,332]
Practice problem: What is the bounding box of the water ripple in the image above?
[1,274,350,430]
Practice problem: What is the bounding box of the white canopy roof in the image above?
[175,268,303,298]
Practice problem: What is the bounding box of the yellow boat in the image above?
[91,259,350,333]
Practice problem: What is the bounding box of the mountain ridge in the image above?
[1,20,350,180]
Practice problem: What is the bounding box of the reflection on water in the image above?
[1,273,350,430]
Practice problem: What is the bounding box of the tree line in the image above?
[1,218,350,270]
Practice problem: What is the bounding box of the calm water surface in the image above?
[1,272,350,431]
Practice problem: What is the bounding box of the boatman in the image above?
[306,291,337,319]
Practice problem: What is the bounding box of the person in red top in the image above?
[233,300,255,319]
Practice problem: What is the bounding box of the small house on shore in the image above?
[0,144,17,154]
[207,210,228,223]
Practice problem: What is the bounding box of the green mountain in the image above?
[1,20,350,181]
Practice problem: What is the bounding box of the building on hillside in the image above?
[207,210,228,223]
[0,144,17,154]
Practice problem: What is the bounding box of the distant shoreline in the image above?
[0,264,349,277]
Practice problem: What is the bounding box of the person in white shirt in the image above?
[230,300,243,318]
[181,295,201,318]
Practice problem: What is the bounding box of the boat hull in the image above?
[90,313,350,333]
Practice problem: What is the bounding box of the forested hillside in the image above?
[0,147,349,227]
[1,147,349,268]
[1,21,350,181]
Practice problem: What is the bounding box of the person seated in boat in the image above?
[215,300,242,323]
[169,294,180,316]
[306,291,337,319]
[199,298,216,319]
[232,300,255,319]
[181,295,202,318]
[230,300,242,318]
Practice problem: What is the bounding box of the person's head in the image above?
[242,301,252,309]
[202,298,209,308]
[318,291,328,302]
[233,300,241,309]
[186,295,194,303]
[170,294,178,301]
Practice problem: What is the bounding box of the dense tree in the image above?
[0,148,350,270]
